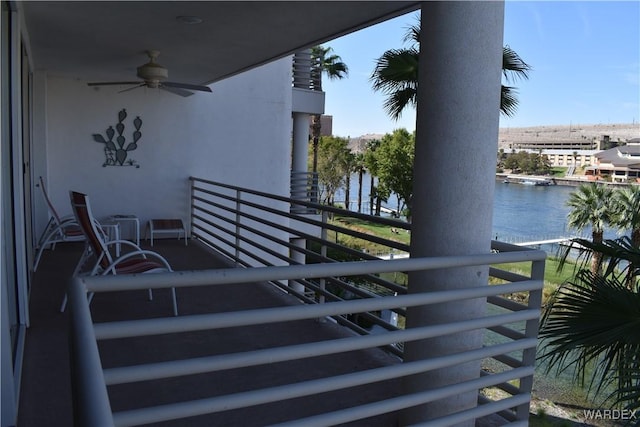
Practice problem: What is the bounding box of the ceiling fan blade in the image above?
[159,85,193,97]
[162,81,212,93]
[118,83,146,94]
[87,81,142,87]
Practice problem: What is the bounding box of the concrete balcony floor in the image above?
[18,239,404,427]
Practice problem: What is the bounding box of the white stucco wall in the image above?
[41,58,292,241]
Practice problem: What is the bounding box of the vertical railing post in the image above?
[189,178,196,241]
[235,189,242,265]
[516,257,545,420]
[319,211,328,305]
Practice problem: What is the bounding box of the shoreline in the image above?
[496,172,638,188]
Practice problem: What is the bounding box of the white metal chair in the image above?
[61,191,178,316]
[33,176,85,271]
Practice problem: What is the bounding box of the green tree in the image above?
[310,46,348,173]
[566,183,615,273]
[317,135,350,205]
[371,129,415,221]
[370,22,531,119]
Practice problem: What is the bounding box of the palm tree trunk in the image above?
[632,228,640,249]
[311,114,322,173]
[591,230,604,275]
[344,174,351,211]
[357,169,363,213]
[369,175,375,215]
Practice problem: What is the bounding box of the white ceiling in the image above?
[21,1,420,86]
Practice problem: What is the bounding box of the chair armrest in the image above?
[102,250,172,275]
[59,215,77,224]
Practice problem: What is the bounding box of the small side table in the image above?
[148,219,187,246]
[108,215,140,246]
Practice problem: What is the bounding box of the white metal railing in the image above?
[67,179,546,426]
[290,170,319,211]
[292,50,322,91]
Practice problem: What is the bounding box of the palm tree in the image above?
[370,23,531,119]
[310,46,348,173]
[342,149,356,210]
[566,183,614,274]
[612,186,640,248]
[539,266,640,418]
[354,153,366,213]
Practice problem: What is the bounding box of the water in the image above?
[492,181,576,242]
[335,173,618,244]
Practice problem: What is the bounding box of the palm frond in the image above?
[539,270,640,412]
[383,87,417,120]
[370,49,419,92]
[500,86,519,117]
[402,22,420,47]
[502,45,531,82]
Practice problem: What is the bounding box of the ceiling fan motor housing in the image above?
[137,62,168,87]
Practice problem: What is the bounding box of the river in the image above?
[336,173,619,244]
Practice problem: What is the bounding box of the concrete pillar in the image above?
[290,113,311,293]
[402,2,504,426]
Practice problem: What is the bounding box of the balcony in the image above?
[19,178,545,426]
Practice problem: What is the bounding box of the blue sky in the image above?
[321,1,640,138]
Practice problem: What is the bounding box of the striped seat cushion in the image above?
[114,258,167,274]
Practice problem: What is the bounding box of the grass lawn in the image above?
[332,216,410,243]
[331,215,579,302]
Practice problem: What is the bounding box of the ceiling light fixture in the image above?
[176,16,203,25]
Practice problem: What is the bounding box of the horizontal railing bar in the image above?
[487,295,529,312]
[191,232,237,265]
[491,240,541,253]
[103,311,538,384]
[193,214,297,269]
[479,374,521,396]
[196,189,411,254]
[409,394,531,427]
[265,367,534,427]
[93,281,540,339]
[190,177,412,229]
[488,324,527,341]
[83,250,545,292]
[193,224,265,265]
[491,353,524,369]
[489,267,532,283]
[194,195,410,269]
[477,395,518,422]
[111,344,535,427]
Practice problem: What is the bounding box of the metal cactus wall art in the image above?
[92,109,142,167]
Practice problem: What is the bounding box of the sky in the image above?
[321,1,640,138]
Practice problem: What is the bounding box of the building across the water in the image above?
[586,138,640,183]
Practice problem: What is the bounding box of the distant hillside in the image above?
[498,123,640,150]
[347,124,640,153]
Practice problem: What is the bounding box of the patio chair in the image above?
[33,176,85,271]
[62,191,178,316]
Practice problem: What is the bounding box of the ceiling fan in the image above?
[87,50,212,97]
